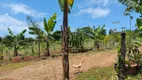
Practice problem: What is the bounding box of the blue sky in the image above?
[0,0,140,37]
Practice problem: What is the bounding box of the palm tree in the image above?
[27,16,44,58]
[58,0,74,79]
[7,28,26,56]
[43,13,57,56]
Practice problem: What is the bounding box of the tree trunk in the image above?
[37,39,40,58]
[31,42,35,54]
[62,0,69,80]
[94,40,96,49]
[118,32,126,80]
[96,42,100,50]
[14,43,18,56]
[45,41,50,56]
[94,40,100,50]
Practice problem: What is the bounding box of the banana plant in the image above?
[58,0,74,79]
[43,13,57,56]
[90,25,106,49]
[27,16,44,58]
[7,28,26,56]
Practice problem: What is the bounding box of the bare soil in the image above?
[0,50,117,80]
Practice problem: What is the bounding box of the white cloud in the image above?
[85,0,117,6]
[0,14,28,34]
[74,0,117,18]
[2,3,46,17]
[78,8,110,18]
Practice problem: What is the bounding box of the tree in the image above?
[69,28,85,52]
[119,0,142,29]
[79,26,94,39]
[88,25,106,49]
[43,13,57,56]
[7,28,26,56]
[58,0,74,79]
[119,0,142,14]
[27,16,44,58]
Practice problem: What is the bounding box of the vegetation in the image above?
[76,66,142,80]
[0,0,142,80]
[43,13,57,56]
[7,28,27,56]
[27,16,44,58]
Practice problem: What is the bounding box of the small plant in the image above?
[127,39,142,65]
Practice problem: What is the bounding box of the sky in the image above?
[0,0,140,37]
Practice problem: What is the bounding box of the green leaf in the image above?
[44,17,48,33]
[136,18,142,29]
[18,29,27,37]
[58,0,74,13]
[44,13,57,33]
[7,28,14,37]
[68,0,74,8]
[58,0,65,11]
[29,32,36,35]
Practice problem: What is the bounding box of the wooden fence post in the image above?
[118,32,126,80]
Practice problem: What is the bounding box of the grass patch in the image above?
[76,66,142,80]
[0,61,33,71]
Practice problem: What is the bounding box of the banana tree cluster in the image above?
[7,28,26,56]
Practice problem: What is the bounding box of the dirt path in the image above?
[0,50,117,80]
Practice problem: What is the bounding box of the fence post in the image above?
[118,32,126,80]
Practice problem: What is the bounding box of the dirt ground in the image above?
[0,50,117,80]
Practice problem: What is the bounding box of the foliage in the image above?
[27,16,44,39]
[78,26,93,39]
[58,0,74,13]
[119,0,142,14]
[69,28,85,52]
[91,25,106,49]
[76,66,142,80]
[44,13,56,33]
[52,30,61,41]
[7,28,27,56]
[43,13,57,56]
[27,16,44,58]
[119,0,142,30]
[127,38,142,64]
